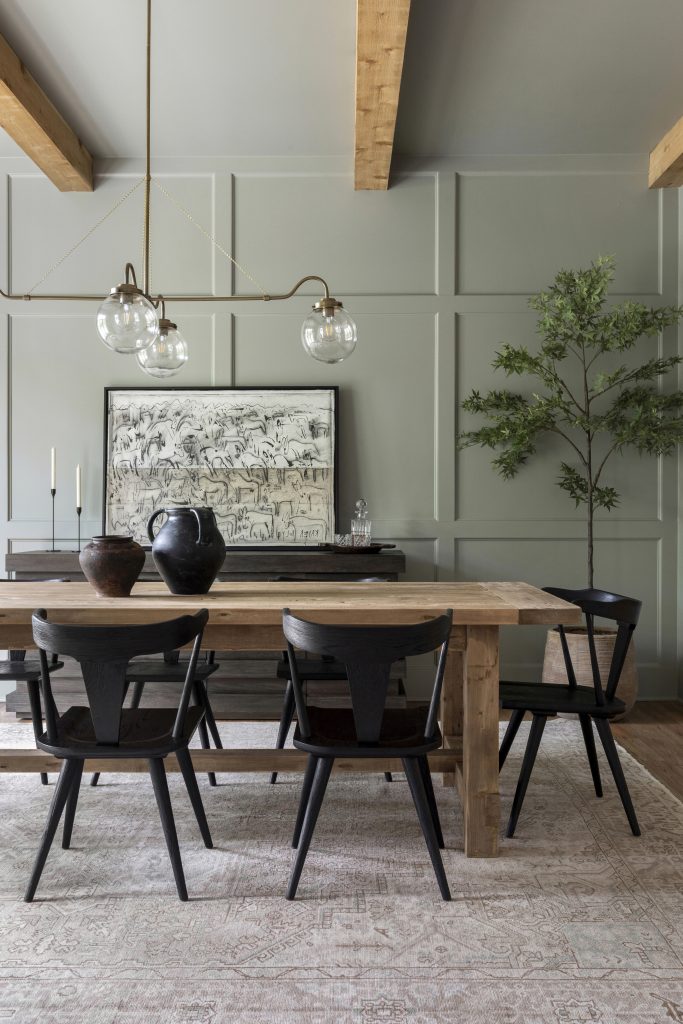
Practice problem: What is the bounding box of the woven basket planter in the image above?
[541,627,638,719]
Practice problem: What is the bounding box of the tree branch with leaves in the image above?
[459,256,683,586]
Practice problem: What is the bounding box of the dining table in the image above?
[0,579,581,858]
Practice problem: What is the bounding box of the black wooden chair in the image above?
[270,577,392,785]
[90,649,223,788]
[282,607,453,901]
[5,578,69,787]
[2,649,63,787]
[498,587,642,839]
[25,608,214,902]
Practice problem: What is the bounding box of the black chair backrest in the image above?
[31,609,208,747]
[282,609,453,743]
[272,576,388,664]
[543,587,641,705]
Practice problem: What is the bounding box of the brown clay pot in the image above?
[79,535,146,597]
[542,626,638,719]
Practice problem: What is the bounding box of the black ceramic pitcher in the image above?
[148,507,225,594]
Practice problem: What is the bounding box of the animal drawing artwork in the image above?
[105,389,336,545]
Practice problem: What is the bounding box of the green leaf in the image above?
[457,255,683,578]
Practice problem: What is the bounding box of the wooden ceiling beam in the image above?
[0,32,93,191]
[355,0,411,191]
[649,114,683,189]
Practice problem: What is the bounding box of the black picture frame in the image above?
[103,385,339,544]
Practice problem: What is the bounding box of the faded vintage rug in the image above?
[0,718,682,1024]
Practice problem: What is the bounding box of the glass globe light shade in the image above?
[136,319,188,378]
[301,301,357,363]
[97,285,159,354]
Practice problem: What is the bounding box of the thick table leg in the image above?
[463,625,500,858]
[440,646,464,789]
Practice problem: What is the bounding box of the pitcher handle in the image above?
[147,508,166,543]
[191,508,205,545]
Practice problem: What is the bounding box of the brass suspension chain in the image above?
[26,0,267,303]
[26,178,145,295]
[152,180,267,297]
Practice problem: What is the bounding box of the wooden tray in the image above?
[317,543,396,554]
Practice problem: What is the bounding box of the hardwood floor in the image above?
[1,699,682,799]
[611,701,683,802]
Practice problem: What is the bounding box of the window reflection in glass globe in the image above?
[136,320,188,377]
[97,286,159,354]
[301,306,357,363]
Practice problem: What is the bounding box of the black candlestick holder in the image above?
[50,488,56,552]
[76,506,82,553]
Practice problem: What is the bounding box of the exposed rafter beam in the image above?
[0,31,93,191]
[355,0,411,191]
[649,114,683,188]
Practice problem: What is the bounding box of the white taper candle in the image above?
[50,448,56,490]
[76,464,82,508]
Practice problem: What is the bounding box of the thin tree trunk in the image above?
[585,417,594,588]
[587,492,594,589]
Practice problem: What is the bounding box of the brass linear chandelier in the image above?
[0,0,357,376]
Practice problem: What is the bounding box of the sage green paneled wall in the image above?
[0,156,678,699]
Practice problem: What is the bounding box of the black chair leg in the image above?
[195,681,223,785]
[26,680,49,787]
[579,713,603,798]
[61,760,84,849]
[292,754,319,848]
[129,680,145,708]
[286,756,333,900]
[25,758,80,902]
[176,747,213,849]
[148,758,188,901]
[384,772,393,783]
[499,708,525,770]
[418,755,444,848]
[593,717,641,836]
[271,679,296,785]
[403,758,451,901]
[200,686,223,752]
[506,713,547,838]
[194,683,216,788]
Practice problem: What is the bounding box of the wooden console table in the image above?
[6,547,406,582]
[0,579,580,858]
[4,548,406,719]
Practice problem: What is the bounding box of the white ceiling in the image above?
[396,0,683,156]
[1,0,683,163]
[0,0,357,158]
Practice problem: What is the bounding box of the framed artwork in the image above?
[103,386,338,546]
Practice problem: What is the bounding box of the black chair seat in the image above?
[282,608,454,902]
[24,608,213,903]
[497,586,642,842]
[293,705,442,758]
[500,681,625,718]
[36,705,205,759]
[276,657,346,681]
[126,660,219,683]
[0,660,63,680]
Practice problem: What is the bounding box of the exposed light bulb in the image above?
[136,317,188,377]
[97,283,158,354]
[301,297,357,363]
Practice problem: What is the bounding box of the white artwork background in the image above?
[105,389,336,545]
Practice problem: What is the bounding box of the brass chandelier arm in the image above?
[164,275,332,303]
[143,0,152,295]
[0,274,332,304]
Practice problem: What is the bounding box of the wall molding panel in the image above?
[0,154,677,699]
